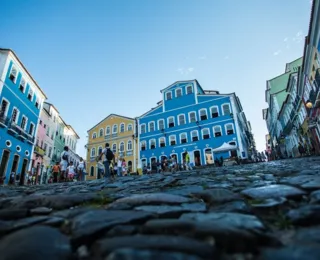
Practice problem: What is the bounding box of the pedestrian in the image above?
[122,159,127,176]
[67,161,75,181]
[98,143,115,183]
[60,146,69,182]
[52,162,60,183]
[117,158,122,177]
[77,157,86,181]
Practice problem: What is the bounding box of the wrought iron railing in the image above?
[8,121,35,143]
[0,114,10,127]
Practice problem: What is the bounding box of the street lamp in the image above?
[306,100,313,109]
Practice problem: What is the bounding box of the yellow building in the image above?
[86,114,138,180]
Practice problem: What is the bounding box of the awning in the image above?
[212,142,237,153]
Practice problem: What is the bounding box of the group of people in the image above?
[97,157,128,178]
[49,146,86,183]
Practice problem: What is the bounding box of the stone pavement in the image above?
[1,157,320,260]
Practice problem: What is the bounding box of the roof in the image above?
[44,102,60,114]
[87,113,135,132]
[67,125,80,139]
[160,79,203,93]
[0,48,47,99]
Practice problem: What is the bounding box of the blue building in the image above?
[137,80,254,168]
[0,49,47,184]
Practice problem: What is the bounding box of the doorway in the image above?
[128,161,132,173]
[204,149,213,165]
[10,155,19,183]
[0,150,10,179]
[193,150,201,166]
[19,159,28,186]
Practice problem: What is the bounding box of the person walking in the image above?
[77,157,86,181]
[98,143,115,183]
[60,146,69,182]
[52,162,60,183]
[117,158,122,177]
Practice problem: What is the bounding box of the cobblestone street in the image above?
[1,157,320,259]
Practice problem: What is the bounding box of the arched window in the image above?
[127,124,133,131]
[201,128,210,139]
[98,146,103,155]
[168,117,175,128]
[141,141,146,151]
[214,126,222,137]
[191,130,199,141]
[90,166,94,177]
[180,133,187,144]
[199,109,208,121]
[106,126,111,135]
[158,119,165,130]
[166,91,172,100]
[169,135,176,145]
[127,140,132,151]
[9,65,18,83]
[119,142,125,152]
[140,124,146,134]
[222,104,231,115]
[225,123,234,135]
[178,114,186,125]
[175,88,182,97]
[149,121,155,132]
[99,128,104,137]
[91,147,96,157]
[210,106,219,118]
[149,139,156,149]
[186,85,193,94]
[112,124,118,133]
[120,123,125,133]
[188,111,196,123]
[112,143,117,153]
[159,137,166,147]
[92,132,97,139]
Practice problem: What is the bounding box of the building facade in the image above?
[0,49,47,184]
[137,80,254,169]
[86,114,137,180]
[64,124,80,165]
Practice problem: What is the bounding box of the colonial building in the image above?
[64,124,80,165]
[86,114,138,179]
[0,48,47,184]
[137,80,254,169]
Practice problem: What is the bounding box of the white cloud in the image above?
[283,37,288,42]
[177,67,194,75]
[188,67,194,72]
[273,50,282,56]
[177,68,184,75]
[293,31,304,43]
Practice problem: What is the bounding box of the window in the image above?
[176,88,182,97]
[27,88,34,101]
[120,123,125,133]
[180,133,187,144]
[35,97,40,109]
[90,166,94,177]
[112,143,117,153]
[20,116,27,130]
[186,85,193,94]
[191,130,199,141]
[99,128,104,137]
[92,132,97,139]
[168,117,175,128]
[222,104,231,115]
[98,146,103,155]
[149,139,156,149]
[48,147,52,158]
[158,119,165,130]
[29,123,35,136]
[127,124,133,131]
[214,126,222,137]
[119,142,125,152]
[106,126,111,135]
[91,148,96,157]
[178,114,186,125]
[210,106,219,118]
[159,137,166,147]
[229,141,236,146]
[0,99,9,117]
[127,140,132,151]
[166,92,172,100]
[11,108,19,123]
[169,135,176,145]
[199,109,208,121]
[202,128,210,139]
[149,121,155,132]
[9,66,17,83]
[112,124,118,133]
[140,124,146,134]
[141,141,146,151]
[188,111,196,123]
[19,78,26,92]
[226,124,234,135]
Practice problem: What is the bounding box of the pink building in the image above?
[32,119,46,183]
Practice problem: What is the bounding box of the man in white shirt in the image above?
[98,143,115,183]
[60,146,69,182]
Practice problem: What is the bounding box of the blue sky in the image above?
[0,0,312,156]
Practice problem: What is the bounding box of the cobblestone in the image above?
[1,157,320,259]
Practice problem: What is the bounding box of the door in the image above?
[194,150,201,166]
[0,150,10,179]
[128,161,132,173]
[10,155,19,183]
[204,149,213,164]
[19,159,28,185]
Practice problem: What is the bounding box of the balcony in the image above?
[283,120,293,136]
[34,146,46,157]
[0,115,10,128]
[7,121,35,144]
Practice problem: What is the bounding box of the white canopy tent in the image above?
[212,142,237,153]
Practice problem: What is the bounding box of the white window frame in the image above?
[27,87,34,101]
[186,85,193,94]
[112,143,117,153]
[140,124,146,134]
[140,140,147,151]
[188,111,197,123]
[19,77,26,93]
[20,115,28,130]
[178,114,186,125]
[98,146,103,155]
[213,125,222,137]
[120,123,125,133]
[210,106,219,118]
[99,128,104,137]
[167,116,175,128]
[148,121,155,132]
[127,124,133,131]
[0,98,10,117]
[149,138,156,149]
[159,137,166,147]
[92,132,97,139]
[158,119,165,130]
[106,126,111,135]
[191,130,199,141]
[9,65,18,83]
[179,132,188,144]
[119,141,125,152]
[35,96,40,109]
[29,122,35,136]
[127,140,133,151]
[91,147,96,157]
[175,88,182,97]
[11,107,20,123]
[199,109,208,121]
[222,103,231,115]
[166,91,172,100]
[201,128,210,139]
[169,135,176,146]
[112,124,118,134]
